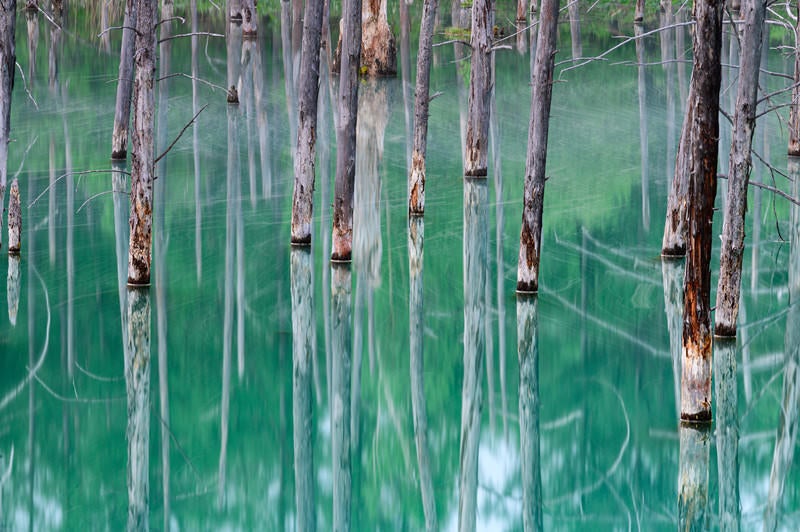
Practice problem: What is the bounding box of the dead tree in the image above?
[242,0,257,36]
[7,179,20,253]
[331,0,363,261]
[662,83,695,256]
[789,0,800,155]
[714,338,740,531]
[128,0,158,285]
[516,0,559,293]
[678,424,711,529]
[111,0,138,159]
[463,0,494,176]
[568,0,581,59]
[0,0,16,251]
[290,0,325,244]
[361,0,396,75]
[681,0,724,422]
[408,0,438,215]
[715,0,767,337]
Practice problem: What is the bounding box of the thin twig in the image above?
[154,104,208,164]
[33,373,125,403]
[77,189,124,213]
[158,32,223,44]
[157,72,226,92]
[12,135,38,181]
[719,173,800,206]
[75,361,124,382]
[433,39,471,48]
[29,169,130,208]
[14,62,38,109]
[97,25,141,38]
[157,16,185,26]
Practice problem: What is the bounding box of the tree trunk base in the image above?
[7,178,21,254]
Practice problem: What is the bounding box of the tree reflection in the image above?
[714,337,739,531]
[678,423,710,530]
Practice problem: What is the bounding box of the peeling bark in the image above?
[463,0,494,176]
[111,0,138,160]
[516,0,559,293]
[360,0,396,76]
[7,179,20,254]
[0,0,16,251]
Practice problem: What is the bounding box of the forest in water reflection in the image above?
[0,0,800,530]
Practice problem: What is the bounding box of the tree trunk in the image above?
[662,82,694,257]
[331,0,362,261]
[789,1,800,155]
[360,0,396,76]
[634,0,644,23]
[678,423,711,529]
[291,0,325,244]
[0,0,16,251]
[635,23,649,230]
[229,0,242,20]
[681,0,723,422]
[517,0,526,20]
[408,0,438,215]
[715,0,767,337]
[568,0,581,59]
[128,0,158,285]
[241,0,257,36]
[714,338,740,532]
[7,179,20,254]
[516,0,559,293]
[111,0,138,160]
[7,253,19,326]
[290,248,316,532]
[463,0,494,176]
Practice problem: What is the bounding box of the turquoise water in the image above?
[1,3,799,530]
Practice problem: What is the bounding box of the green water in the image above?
[1,3,799,530]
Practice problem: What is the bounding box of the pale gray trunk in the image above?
[128,0,158,285]
[516,0,559,293]
[7,179,20,253]
[229,0,242,20]
[463,0,494,176]
[331,263,352,532]
[408,0,437,214]
[0,0,16,251]
[714,338,740,532]
[242,0,257,35]
[789,0,800,155]
[291,248,316,532]
[408,216,437,531]
[517,295,542,532]
[662,259,684,418]
[281,2,298,159]
[125,287,151,532]
[714,0,766,337]
[678,424,711,530]
[7,254,19,326]
[331,0,362,261]
[191,0,202,281]
[660,6,677,191]
[291,0,325,244]
[64,87,74,377]
[458,179,488,532]
[681,0,723,422]
[635,23,649,230]
[568,0,580,59]
[111,0,138,160]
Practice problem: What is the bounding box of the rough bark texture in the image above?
[128,0,158,285]
[714,338,740,532]
[789,0,800,156]
[662,82,695,256]
[715,0,766,337]
[408,0,437,215]
[7,178,20,253]
[290,248,316,532]
[517,0,527,20]
[681,0,723,423]
[241,0,257,36]
[331,263,352,532]
[516,0,559,293]
[458,179,488,532]
[7,254,19,325]
[0,0,16,251]
[229,0,242,20]
[408,217,437,531]
[360,0,396,76]
[291,0,325,244]
[634,0,644,22]
[331,0,362,261]
[111,0,138,160]
[678,423,711,530]
[517,295,542,532]
[463,0,494,176]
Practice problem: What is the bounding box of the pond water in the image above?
[1,2,799,530]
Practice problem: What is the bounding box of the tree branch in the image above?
[154,104,208,165]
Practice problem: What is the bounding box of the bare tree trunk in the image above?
[635,23,649,231]
[662,83,694,256]
[678,424,711,529]
[662,260,684,418]
[516,0,559,293]
[241,0,257,36]
[7,254,19,325]
[291,0,325,244]
[463,0,494,176]
[714,338,740,532]
[0,0,16,251]
[568,0,581,59]
[681,0,723,422]
[408,0,438,214]
[715,0,767,336]
[331,0,362,261]
[789,0,800,155]
[25,8,37,86]
[360,0,396,76]
[7,179,20,254]
[111,0,138,160]
[634,0,644,23]
[517,0,526,20]
[229,0,242,20]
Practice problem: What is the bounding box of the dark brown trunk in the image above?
[463,0,494,176]
[715,0,767,337]
[408,0,438,214]
[111,0,138,160]
[0,0,16,251]
[331,0,362,261]
[516,0,559,293]
[128,0,158,285]
[291,0,325,244]
[680,0,723,423]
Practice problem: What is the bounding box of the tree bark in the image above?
[408,0,438,215]
[360,0,396,76]
[516,0,559,293]
[678,423,711,530]
[662,82,694,257]
[7,253,19,326]
[0,0,16,251]
[681,0,723,422]
[331,263,352,532]
[463,0,494,176]
[715,0,767,337]
[789,1,800,155]
[634,0,644,23]
[111,0,138,160]
[7,179,20,254]
[291,0,325,244]
[331,0,362,261]
[241,0,257,36]
[568,0,581,59]
[128,0,158,285]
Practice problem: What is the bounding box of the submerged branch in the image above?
[157,72,226,92]
[76,190,125,214]
[29,169,130,208]
[154,104,208,164]
[97,25,142,38]
[14,62,38,109]
[158,32,224,44]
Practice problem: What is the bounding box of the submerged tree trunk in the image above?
[715,0,766,337]
[111,0,138,160]
[678,423,711,529]
[7,179,20,254]
[516,0,559,293]
[463,0,494,176]
[331,0,362,261]
[128,0,158,285]
[714,338,740,532]
[681,0,723,422]
[360,0,396,76]
[291,0,325,244]
[789,0,800,156]
[568,0,581,59]
[408,0,438,215]
[241,0,257,36]
[0,0,16,251]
